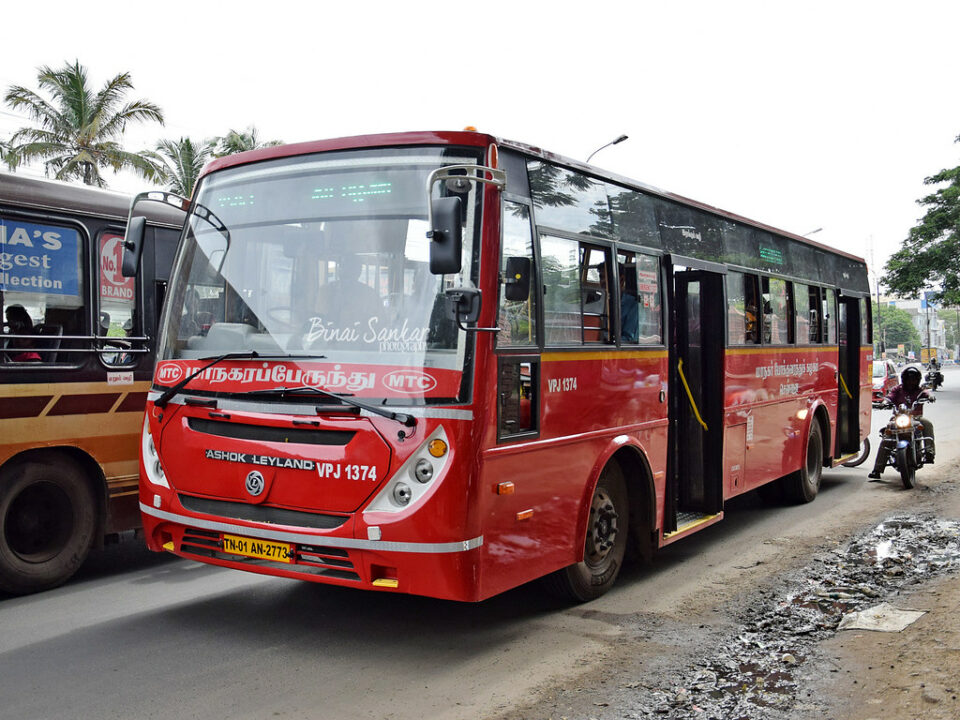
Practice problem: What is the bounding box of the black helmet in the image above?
[901,366,922,384]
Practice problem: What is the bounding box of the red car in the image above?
[872,359,898,406]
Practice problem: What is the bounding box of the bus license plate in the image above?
[222,534,293,563]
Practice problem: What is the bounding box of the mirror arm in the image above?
[454,310,501,334]
[425,165,506,234]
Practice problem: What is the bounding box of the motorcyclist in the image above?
[868,365,935,480]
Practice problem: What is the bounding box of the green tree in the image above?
[213,126,281,157]
[873,302,922,354]
[3,60,165,187]
[883,134,960,305]
[150,137,216,197]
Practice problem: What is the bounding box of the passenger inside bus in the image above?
[315,254,382,329]
[3,305,41,362]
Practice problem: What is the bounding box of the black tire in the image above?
[789,422,824,503]
[896,446,915,489]
[0,457,96,595]
[841,437,871,468]
[543,462,629,602]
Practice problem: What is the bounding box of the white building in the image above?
[886,298,946,356]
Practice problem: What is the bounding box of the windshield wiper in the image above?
[246,386,417,428]
[154,352,308,409]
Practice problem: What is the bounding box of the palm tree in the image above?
[3,60,165,187]
[150,137,216,197]
[214,126,281,157]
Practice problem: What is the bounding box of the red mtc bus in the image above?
[130,131,871,602]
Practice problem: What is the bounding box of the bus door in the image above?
[664,257,725,536]
[836,294,862,457]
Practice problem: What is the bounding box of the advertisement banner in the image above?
[154,360,463,399]
[100,233,135,303]
[0,218,81,297]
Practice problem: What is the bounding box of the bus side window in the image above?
[761,276,791,345]
[617,251,661,344]
[725,271,759,345]
[1,216,84,366]
[498,358,538,438]
[98,230,137,366]
[540,235,613,346]
[498,202,537,346]
[807,286,822,343]
[823,288,837,344]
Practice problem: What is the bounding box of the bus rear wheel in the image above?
[789,422,824,504]
[543,462,628,602]
[0,458,96,595]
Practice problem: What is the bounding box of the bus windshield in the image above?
[157,146,484,402]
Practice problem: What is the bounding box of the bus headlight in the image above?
[364,426,451,513]
[413,459,434,483]
[141,416,169,488]
[393,483,412,505]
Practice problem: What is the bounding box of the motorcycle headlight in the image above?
[895,414,912,429]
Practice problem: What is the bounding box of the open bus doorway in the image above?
[665,258,725,537]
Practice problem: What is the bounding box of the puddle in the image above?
[628,514,960,719]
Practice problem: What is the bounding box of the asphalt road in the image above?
[1,367,957,720]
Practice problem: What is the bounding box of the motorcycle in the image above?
[877,396,936,489]
[925,367,944,391]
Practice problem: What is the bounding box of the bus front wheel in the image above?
[543,462,629,602]
[0,457,96,595]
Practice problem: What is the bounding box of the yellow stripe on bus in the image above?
[542,350,668,362]
[0,380,152,398]
[725,346,840,356]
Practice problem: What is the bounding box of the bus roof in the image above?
[199,130,866,266]
[0,172,184,228]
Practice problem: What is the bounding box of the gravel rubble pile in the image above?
[628,514,960,719]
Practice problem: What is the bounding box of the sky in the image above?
[3,0,959,287]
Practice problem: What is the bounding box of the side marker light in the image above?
[373,578,399,588]
[516,509,534,521]
[428,439,448,458]
[162,541,175,552]
[497,482,515,495]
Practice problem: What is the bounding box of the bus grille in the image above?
[179,527,360,581]
[187,417,354,446]
[178,494,348,530]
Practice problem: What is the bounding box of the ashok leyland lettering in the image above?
[134,131,871,602]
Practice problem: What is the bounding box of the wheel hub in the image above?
[586,489,619,566]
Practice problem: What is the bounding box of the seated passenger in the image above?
[4,305,41,362]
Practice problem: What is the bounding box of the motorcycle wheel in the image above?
[896,446,915,489]
[842,437,871,468]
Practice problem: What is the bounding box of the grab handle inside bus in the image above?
[122,215,146,277]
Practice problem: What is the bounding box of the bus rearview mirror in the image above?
[122,216,147,277]
[428,196,462,275]
[504,256,531,301]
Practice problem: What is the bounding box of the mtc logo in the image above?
[156,363,184,384]
[383,370,437,394]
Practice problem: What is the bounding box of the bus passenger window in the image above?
[540,235,613,346]
[725,271,759,345]
[823,289,837,344]
[1,217,84,366]
[761,277,791,345]
[795,283,810,344]
[617,252,661,344]
[498,202,537,346]
[807,286,822,343]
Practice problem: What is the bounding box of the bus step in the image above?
[663,511,723,541]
